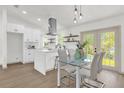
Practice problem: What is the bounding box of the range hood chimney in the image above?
[47,18,57,36]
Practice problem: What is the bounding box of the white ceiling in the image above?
[7,5,124,30]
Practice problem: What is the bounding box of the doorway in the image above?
[80,26,121,72]
[7,32,23,64]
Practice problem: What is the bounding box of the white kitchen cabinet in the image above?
[23,29,41,64]
[46,53,56,70]
[37,31,41,42]
[33,31,39,42]
[34,49,57,75]
[23,49,35,63]
[24,29,29,42]
[24,28,33,42]
[24,29,41,43]
[32,30,41,42]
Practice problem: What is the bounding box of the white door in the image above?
[98,27,121,71]
[7,32,23,64]
[81,26,121,72]
[81,32,96,61]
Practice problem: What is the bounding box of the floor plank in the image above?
[0,63,124,88]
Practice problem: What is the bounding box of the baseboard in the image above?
[47,68,55,72]
[118,71,124,75]
[7,61,23,65]
[22,61,34,64]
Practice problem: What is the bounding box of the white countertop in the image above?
[36,49,57,53]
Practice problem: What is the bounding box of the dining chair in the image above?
[58,48,76,87]
[83,52,105,73]
[94,52,106,87]
[68,49,75,60]
[98,52,105,73]
[79,52,105,88]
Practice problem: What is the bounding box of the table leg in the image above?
[76,66,80,88]
[57,61,60,87]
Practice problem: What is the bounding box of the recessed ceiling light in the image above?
[37,18,41,21]
[22,10,27,14]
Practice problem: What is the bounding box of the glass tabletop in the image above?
[59,56,92,67]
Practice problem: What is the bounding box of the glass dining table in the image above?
[57,57,91,88]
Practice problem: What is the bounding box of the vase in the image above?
[74,49,81,60]
[79,48,84,57]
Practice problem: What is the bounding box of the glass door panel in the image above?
[83,33,95,61]
[100,32,115,67]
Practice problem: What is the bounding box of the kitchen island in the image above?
[34,49,57,75]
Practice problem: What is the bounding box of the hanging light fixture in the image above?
[73,17,77,24]
[73,5,77,24]
[74,5,78,15]
[73,5,83,24]
[79,13,83,19]
[79,5,83,19]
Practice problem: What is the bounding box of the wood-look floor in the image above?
[0,63,124,88]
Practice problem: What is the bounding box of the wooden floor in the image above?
[0,63,124,88]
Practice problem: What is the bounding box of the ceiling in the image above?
[6,5,124,30]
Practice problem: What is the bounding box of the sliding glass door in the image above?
[81,26,120,71]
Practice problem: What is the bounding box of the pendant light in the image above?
[73,5,83,24]
[73,17,77,24]
[74,5,78,15]
[79,5,83,19]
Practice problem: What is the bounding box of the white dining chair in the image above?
[79,52,105,88]
[94,52,105,87]
[83,52,105,73]
[98,52,105,73]
[58,48,76,87]
[78,53,99,87]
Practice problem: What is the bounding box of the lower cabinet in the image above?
[34,50,57,75]
[46,53,57,71]
[23,49,35,63]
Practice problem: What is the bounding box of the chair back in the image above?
[90,53,100,80]
[68,49,75,60]
[58,48,70,67]
[98,52,105,73]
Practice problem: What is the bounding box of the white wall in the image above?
[0,9,2,65]
[64,14,124,73]
[0,8,7,69]
[7,32,23,64]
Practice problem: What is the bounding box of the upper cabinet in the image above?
[7,23,24,33]
[7,23,41,43]
[24,28,41,43]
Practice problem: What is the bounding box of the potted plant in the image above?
[74,40,88,59]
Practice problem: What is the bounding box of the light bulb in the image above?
[73,18,77,24]
[79,13,83,19]
[74,8,78,15]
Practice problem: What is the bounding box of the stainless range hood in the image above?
[47,18,57,36]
